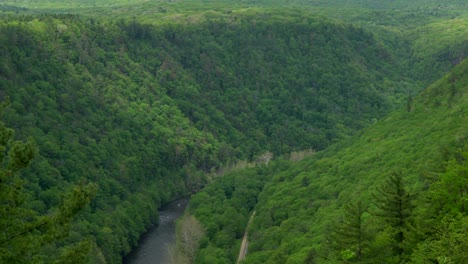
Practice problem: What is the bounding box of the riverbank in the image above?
[123,198,190,264]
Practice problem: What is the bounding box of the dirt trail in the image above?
[237,211,256,263]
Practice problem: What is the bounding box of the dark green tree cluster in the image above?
[327,201,369,262]
[0,15,221,263]
[326,147,467,264]
[0,106,96,263]
[121,14,419,156]
[325,173,414,263]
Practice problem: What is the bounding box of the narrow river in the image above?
[123,198,189,264]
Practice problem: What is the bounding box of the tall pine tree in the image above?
[372,172,413,261]
[329,200,369,262]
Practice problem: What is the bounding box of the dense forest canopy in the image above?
[188,57,468,263]
[0,0,466,263]
[242,58,468,264]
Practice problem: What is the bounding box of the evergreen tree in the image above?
[329,201,369,262]
[372,172,413,260]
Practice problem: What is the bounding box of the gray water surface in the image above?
[123,198,189,264]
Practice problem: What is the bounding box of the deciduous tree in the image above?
[177,214,205,262]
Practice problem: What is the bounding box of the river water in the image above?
[123,198,189,264]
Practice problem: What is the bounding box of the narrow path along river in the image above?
[124,197,189,264]
[237,211,256,263]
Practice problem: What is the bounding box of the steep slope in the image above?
[128,14,415,156]
[188,58,467,263]
[244,58,467,263]
[0,15,221,264]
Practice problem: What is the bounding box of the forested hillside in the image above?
[188,58,467,263]
[244,58,468,264]
[0,1,466,263]
[0,13,421,263]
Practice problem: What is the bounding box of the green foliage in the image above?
[0,1,465,263]
[328,201,369,262]
[188,162,289,263]
[0,14,221,263]
[429,155,467,215]
[411,215,467,264]
[411,147,467,263]
[371,173,413,258]
[122,14,425,156]
[239,58,468,263]
[0,115,95,263]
